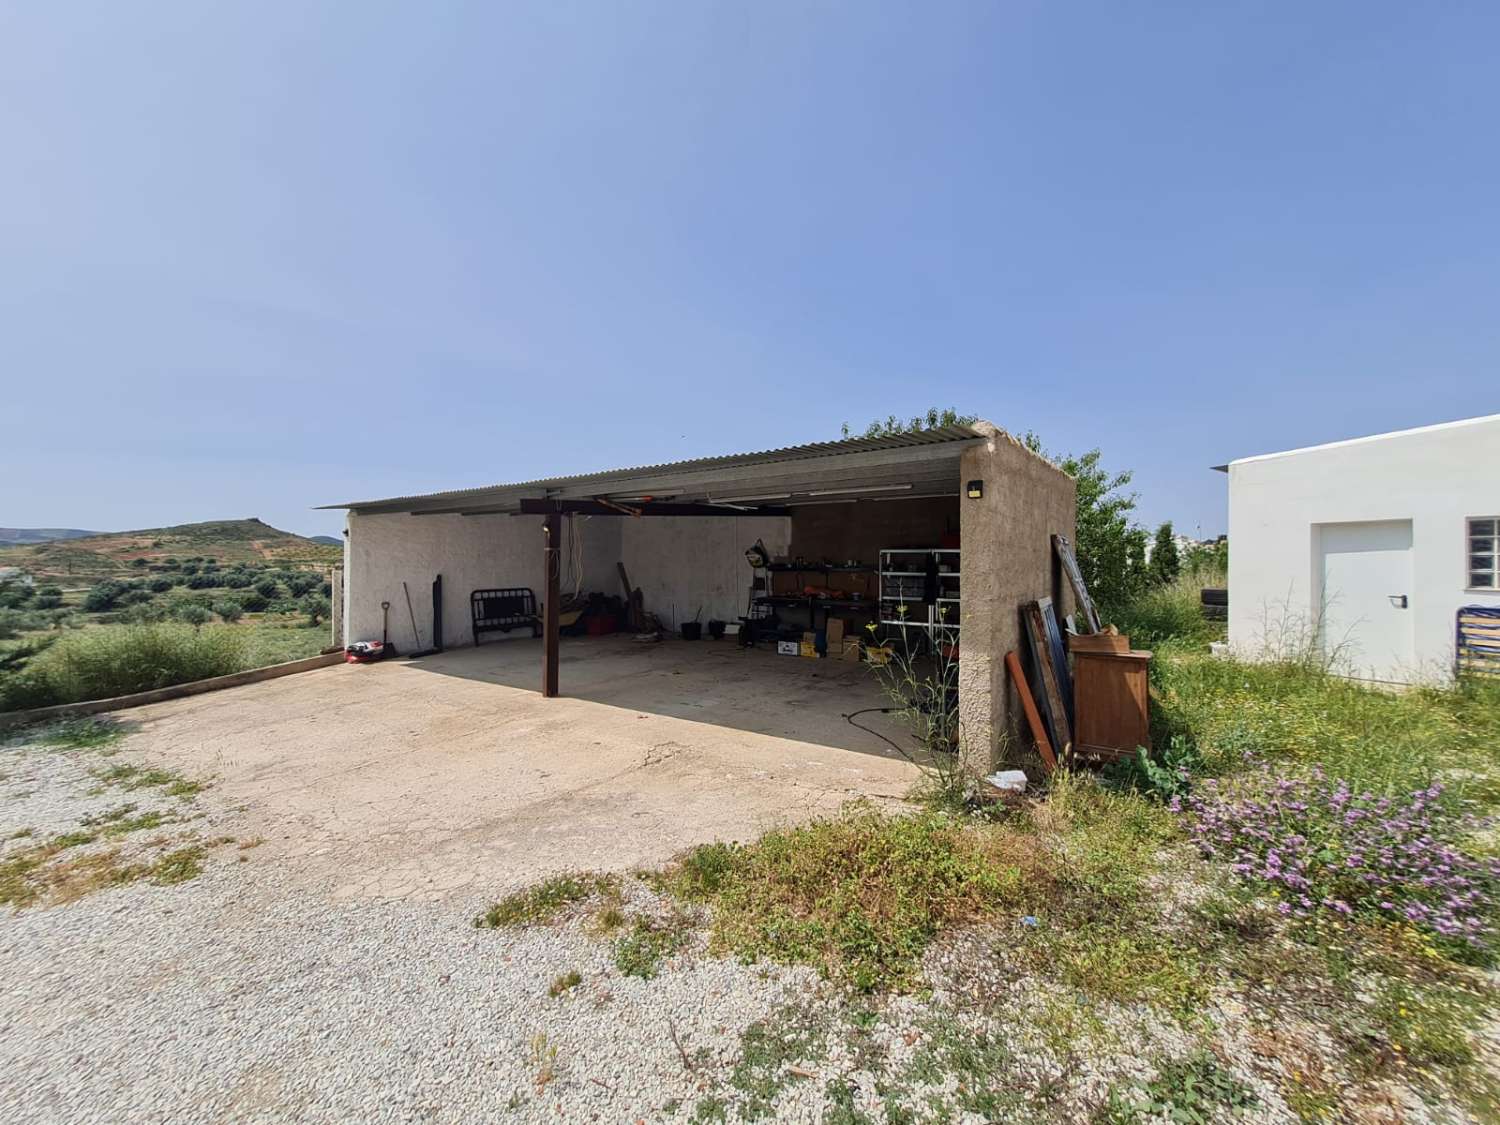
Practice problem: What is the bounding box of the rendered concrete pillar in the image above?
[957,423,1076,775]
[330,567,344,649]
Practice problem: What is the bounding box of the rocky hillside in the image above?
[0,519,340,581]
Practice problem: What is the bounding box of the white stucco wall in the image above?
[619,516,791,628]
[344,511,621,649]
[344,511,791,648]
[1228,414,1500,682]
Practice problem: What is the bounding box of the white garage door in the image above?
[1319,519,1414,682]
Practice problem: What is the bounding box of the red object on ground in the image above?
[585,615,617,636]
[345,641,387,663]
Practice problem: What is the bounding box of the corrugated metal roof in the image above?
[319,425,990,512]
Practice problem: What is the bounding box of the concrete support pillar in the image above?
[957,424,1076,775]
[330,566,344,649]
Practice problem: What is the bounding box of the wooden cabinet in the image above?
[1072,650,1151,759]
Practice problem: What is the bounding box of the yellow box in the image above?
[865,645,894,665]
[799,641,819,658]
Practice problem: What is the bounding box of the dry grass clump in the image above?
[1,840,209,907]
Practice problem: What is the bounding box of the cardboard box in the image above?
[802,630,816,646]
[826,618,845,646]
[777,640,799,656]
[799,641,820,658]
[865,645,894,666]
[839,638,861,663]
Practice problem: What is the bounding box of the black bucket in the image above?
[680,622,703,641]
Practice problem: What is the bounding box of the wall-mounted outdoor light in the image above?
[966,480,983,499]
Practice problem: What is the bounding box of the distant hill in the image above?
[0,528,98,546]
[309,535,342,546]
[0,518,341,581]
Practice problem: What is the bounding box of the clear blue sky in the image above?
[4,2,1496,540]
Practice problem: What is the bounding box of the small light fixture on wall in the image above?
[966,479,983,499]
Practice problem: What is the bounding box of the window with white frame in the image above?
[1471,517,1499,589]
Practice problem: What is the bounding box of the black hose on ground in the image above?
[841,706,924,765]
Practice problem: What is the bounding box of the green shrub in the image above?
[300,593,331,627]
[118,601,170,625]
[212,600,244,623]
[286,573,321,596]
[237,592,269,613]
[37,585,63,598]
[32,595,62,610]
[185,574,218,590]
[148,577,174,593]
[1149,522,1182,586]
[0,637,58,710]
[0,583,34,609]
[175,605,213,627]
[1113,568,1224,649]
[254,578,281,599]
[0,609,33,640]
[0,623,246,709]
[82,580,127,612]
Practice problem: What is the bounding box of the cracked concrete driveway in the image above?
[112,636,921,900]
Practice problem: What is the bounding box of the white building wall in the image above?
[344,510,792,649]
[619,516,791,628]
[1228,414,1500,682]
[344,511,621,650]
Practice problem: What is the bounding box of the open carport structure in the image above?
[319,422,1074,773]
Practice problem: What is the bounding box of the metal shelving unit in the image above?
[879,548,960,629]
[746,561,878,641]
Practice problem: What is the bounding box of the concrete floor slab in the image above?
[114,638,923,901]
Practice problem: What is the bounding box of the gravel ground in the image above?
[0,727,1458,1124]
[2,731,816,1123]
[1,868,820,1123]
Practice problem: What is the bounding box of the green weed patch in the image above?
[150,846,206,885]
[1152,654,1500,802]
[612,917,689,979]
[90,763,204,797]
[34,716,128,751]
[666,805,1041,991]
[474,873,616,929]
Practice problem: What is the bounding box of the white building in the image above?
[1224,413,1500,684]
